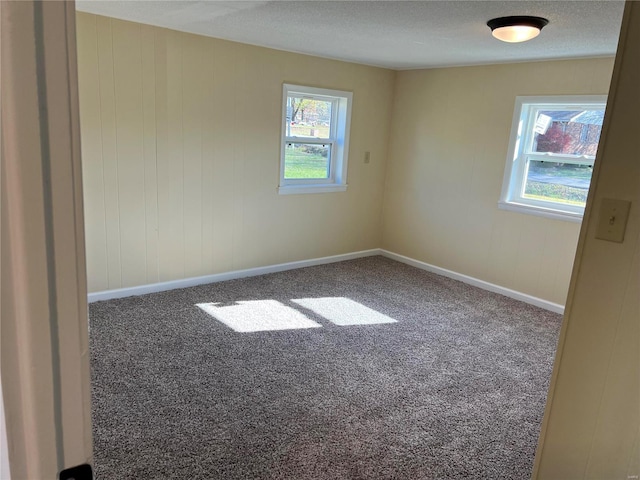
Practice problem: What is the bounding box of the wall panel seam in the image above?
[109,19,123,287]
[95,15,109,288]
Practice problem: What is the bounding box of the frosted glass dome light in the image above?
[487,16,549,43]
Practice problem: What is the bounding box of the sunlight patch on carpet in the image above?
[197,300,322,332]
[292,297,397,326]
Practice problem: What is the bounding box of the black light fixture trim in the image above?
[487,15,549,32]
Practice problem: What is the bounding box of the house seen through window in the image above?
[499,95,607,221]
[279,84,352,194]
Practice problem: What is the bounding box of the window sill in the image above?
[278,184,348,195]
[498,200,583,223]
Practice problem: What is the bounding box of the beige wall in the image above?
[77,13,619,310]
[76,12,395,293]
[382,58,614,305]
[534,2,640,477]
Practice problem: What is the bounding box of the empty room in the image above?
[2,1,638,480]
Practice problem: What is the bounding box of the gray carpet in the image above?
[89,256,562,479]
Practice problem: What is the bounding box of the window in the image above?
[499,95,607,221]
[279,84,352,194]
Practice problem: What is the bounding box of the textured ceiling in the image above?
[75,1,625,70]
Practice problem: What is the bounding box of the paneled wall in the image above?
[535,2,640,476]
[382,58,614,305]
[76,13,395,293]
[77,12,616,307]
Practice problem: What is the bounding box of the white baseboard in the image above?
[379,250,565,314]
[88,248,565,314]
[87,249,381,303]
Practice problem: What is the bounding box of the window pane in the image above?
[285,96,332,139]
[524,160,593,206]
[284,143,330,179]
[531,109,603,155]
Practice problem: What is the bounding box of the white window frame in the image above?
[499,95,607,222]
[279,84,352,195]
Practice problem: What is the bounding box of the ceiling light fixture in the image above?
[487,16,549,43]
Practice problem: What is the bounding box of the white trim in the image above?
[500,94,607,222]
[88,248,565,314]
[278,184,348,195]
[279,83,352,193]
[0,381,10,480]
[379,250,565,314]
[88,249,380,302]
[498,201,583,223]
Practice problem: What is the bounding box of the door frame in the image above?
[1,1,93,477]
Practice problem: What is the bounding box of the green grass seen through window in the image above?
[524,182,588,205]
[524,161,592,205]
[284,145,329,179]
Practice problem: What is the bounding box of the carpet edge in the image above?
[380,249,565,314]
[88,249,565,314]
[87,249,382,302]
